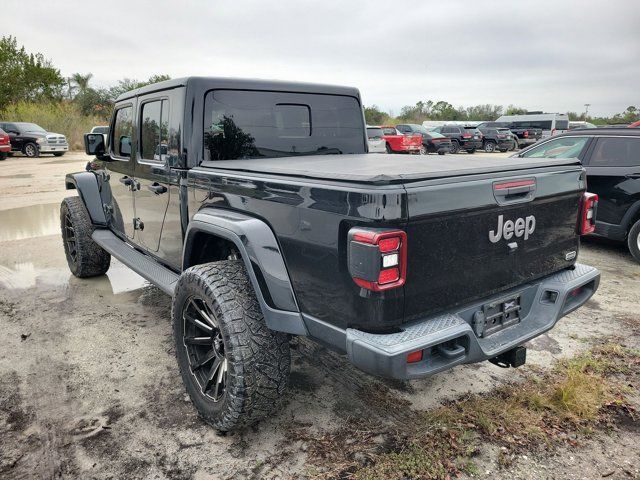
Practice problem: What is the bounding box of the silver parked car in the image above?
[366,126,386,153]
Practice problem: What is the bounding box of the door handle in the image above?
[147,183,167,195]
[119,176,132,186]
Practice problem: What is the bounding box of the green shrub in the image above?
[1,101,108,150]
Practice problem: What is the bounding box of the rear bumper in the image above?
[517,137,539,146]
[461,139,483,149]
[0,145,10,152]
[396,145,421,153]
[345,264,600,380]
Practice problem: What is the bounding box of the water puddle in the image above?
[0,261,148,295]
[0,203,60,242]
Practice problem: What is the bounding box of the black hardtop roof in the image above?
[556,128,640,137]
[115,76,361,102]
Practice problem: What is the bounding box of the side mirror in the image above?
[84,133,105,156]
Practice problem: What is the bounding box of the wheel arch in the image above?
[621,200,640,233]
[64,172,108,226]
[183,208,307,335]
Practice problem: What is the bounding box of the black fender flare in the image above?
[183,208,307,336]
[65,172,107,226]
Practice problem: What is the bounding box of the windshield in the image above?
[409,125,429,134]
[366,127,383,139]
[17,123,46,133]
[203,90,365,160]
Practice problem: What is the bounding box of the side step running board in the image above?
[92,229,179,295]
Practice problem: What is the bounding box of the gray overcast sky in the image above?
[5,0,640,117]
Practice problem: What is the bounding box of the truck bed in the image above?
[201,154,580,185]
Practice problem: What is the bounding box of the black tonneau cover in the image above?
[201,154,580,185]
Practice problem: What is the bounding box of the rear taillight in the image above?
[578,192,598,235]
[552,129,557,136]
[523,131,529,138]
[462,133,472,139]
[348,228,407,291]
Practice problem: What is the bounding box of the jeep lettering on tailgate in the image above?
[489,214,536,243]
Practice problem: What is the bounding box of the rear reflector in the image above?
[407,350,423,363]
[494,179,536,190]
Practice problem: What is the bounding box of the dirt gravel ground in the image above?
[0,151,639,479]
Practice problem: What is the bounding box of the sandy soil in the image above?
[0,151,638,479]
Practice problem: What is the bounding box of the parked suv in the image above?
[477,121,542,149]
[396,123,451,155]
[0,122,68,157]
[68,76,599,432]
[478,126,515,153]
[434,125,483,153]
[516,129,640,262]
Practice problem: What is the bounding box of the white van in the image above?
[494,113,569,138]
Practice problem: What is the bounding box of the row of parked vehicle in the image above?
[368,113,574,155]
[0,121,69,159]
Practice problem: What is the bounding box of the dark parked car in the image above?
[0,128,11,160]
[478,127,515,153]
[515,129,640,262]
[0,122,68,157]
[433,125,483,153]
[395,123,451,154]
[477,122,542,150]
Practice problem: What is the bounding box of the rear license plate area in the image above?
[475,294,522,337]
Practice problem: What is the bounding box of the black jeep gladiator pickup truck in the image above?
[63,77,600,432]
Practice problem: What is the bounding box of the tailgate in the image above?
[403,167,584,322]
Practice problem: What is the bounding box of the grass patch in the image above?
[297,342,639,479]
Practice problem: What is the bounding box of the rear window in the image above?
[513,120,552,130]
[588,137,640,167]
[367,127,383,139]
[382,127,397,135]
[203,90,364,161]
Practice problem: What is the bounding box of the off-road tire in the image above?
[627,219,640,263]
[450,140,460,154]
[24,142,39,158]
[60,196,111,277]
[419,145,427,155]
[172,260,291,432]
[53,152,65,157]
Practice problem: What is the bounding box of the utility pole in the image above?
[584,103,591,118]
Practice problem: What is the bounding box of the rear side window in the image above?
[367,127,383,139]
[203,90,364,161]
[112,106,133,158]
[521,136,590,159]
[588,137,639,167]
[513,120,553,130]
[140,99,169,161]
[556,120,569,130]
[382,127,396,135]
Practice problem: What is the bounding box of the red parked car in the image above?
[0,128,11,160]
[381,126,422,154]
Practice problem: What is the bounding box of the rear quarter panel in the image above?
[187,168,408,330]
